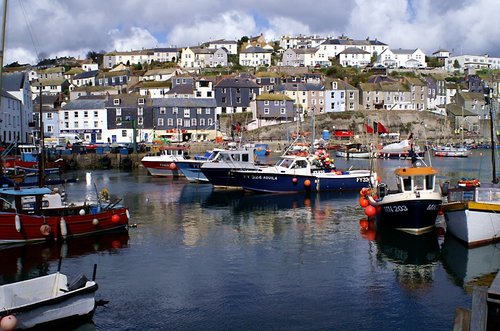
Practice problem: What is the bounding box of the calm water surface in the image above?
[1,149,499,330]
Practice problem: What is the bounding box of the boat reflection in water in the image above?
[365,222,441,289]
[441,234,500,288]
[0,232,129,285]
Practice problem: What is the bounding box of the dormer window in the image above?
[138,98,145,105]
[113,98,120,105]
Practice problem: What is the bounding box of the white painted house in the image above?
[377,48,427,68]
[239,46,273,67]
[338,47,371,67]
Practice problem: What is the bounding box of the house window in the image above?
[121,130,127,137]
[116,108,122,116]
[236,97,241,103]
[196,91,202,97]
[94,121,98,127]
[160,107,166,114]
[46,112,53,119]
[222,97,226,103]
[138,98,145,105]
[74,112,79,118]
[200,118,205,126]
[83,121,89,128]
[264,108,270,114]
[138,107,144,115]
[47,125,53,133]
[94,111,98,117]
[280,108,286,114]
[274,101,280,106]
[172,107,178,114]
[114,98,120,105]
[208,118,213,126]
[74,121,79,128]
[64,112,69,120]
[191,118,197,126]
[158,118,164,126]
[205,108,211,114]
[184,109,190,117]
[138,117,143,125]
[264,100,269,105]
[84,111,89,118]
[177,118,183,126]
[349,92,354,99]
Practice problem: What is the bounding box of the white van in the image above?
[58,133,83,145]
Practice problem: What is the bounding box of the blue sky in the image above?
[3,0,500,64]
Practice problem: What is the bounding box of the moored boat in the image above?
[0,186,129,244]
[234,150,376,193]
[432,144,470,157]
[140,144,189,177]
[364,165,442,235]
[199,148,260,188]
[0,265,98,330]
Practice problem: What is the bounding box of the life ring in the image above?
[40,224,52,236]
[100,156,112,169]
[121,157,133,169]
[458,179,480,187]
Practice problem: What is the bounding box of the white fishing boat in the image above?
[441,87,500,247]
[140,145,189,177]
[0,265,98,330]
[432,144,470,157]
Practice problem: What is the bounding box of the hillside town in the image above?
[1,33,500,147]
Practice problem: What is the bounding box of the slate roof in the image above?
[215,78,260,88]
[274,83,325,92]
[73,70,99,80]
[240,46,273,53]
[323,78,357,91]
[256,93,293,101]
[167,84,194,94]
[1,90,19,100]
[321,38,387,46]
[446,103,476,116]
[62,96,107,110]
[391,48,418,55]
[359,82,409,92]
[339,47,370,55]
[2,72,24,91]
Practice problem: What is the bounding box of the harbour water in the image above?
[1,149,499,330]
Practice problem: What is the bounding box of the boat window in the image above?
[413,176,425,191]
[425,175,434,190]
[242,154,249,162]
[278,159,292,168]
[402,177,412,191]
[231,154,240,161]
[222,153,232,161]
[293,160,308,169]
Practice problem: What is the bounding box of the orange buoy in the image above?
[363,229,376,241]
[364,205,377,218]
[169,163,177,170]
[360,187,369,196]
[304,179,311,187]
[359,197,369,208]
[0,315,17,331]
[40,224,52,236]
[111,214,120,223]
[359,218,369,229]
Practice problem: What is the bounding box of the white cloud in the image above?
[167,11,257,47]
[107,27,159,52]
[3,0,500,65]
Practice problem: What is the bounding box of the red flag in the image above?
[365,123,374,134]
[377,122,388,134]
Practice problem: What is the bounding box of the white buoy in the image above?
[60,217,68,238]
[126,210,130,219]
[14,214,21,232]
[79,209,86,216]
[92,218,99,226]
[1,314,18,331]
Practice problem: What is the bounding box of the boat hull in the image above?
[0,207,129,244]
[374,195,442,235]
[335,151,371,158]
[174,160,209,183]
[0,273,97,330]
[141,160,183,177]
[443,201,500,247]
[377,151,425,159]
[237,170,374,193]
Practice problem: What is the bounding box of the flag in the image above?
[364,123,374,134]
[377,122,389,134]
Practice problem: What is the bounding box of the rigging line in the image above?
[17,0,40,60]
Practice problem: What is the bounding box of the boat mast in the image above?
[0,0,7,127]
[38,86,45,187]
[486,86,497,184]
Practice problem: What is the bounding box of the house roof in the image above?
[73,70,99,80]
[96,70,129,78]
[144,68,177,76]
[321,38,387,46]
[215,77,260,88]
[391,48,418,55]
[323,78,357,91]
[405,77,426,86]
[207,39,238,44]
[367,75,396,84]
[256,93,293,101]
[2,72,25,91]
[167,84,194,94]
[152,98,217,108]
[274,83,325,92]
[339,47,370,55]
[137,80,172,88]
[240,46,273,54]
[62,96,107,110]
[460,91,485,101]
[1,90,19,100]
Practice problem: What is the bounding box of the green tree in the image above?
[453,59,460,69]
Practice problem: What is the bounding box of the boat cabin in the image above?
[394,167,438,193]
